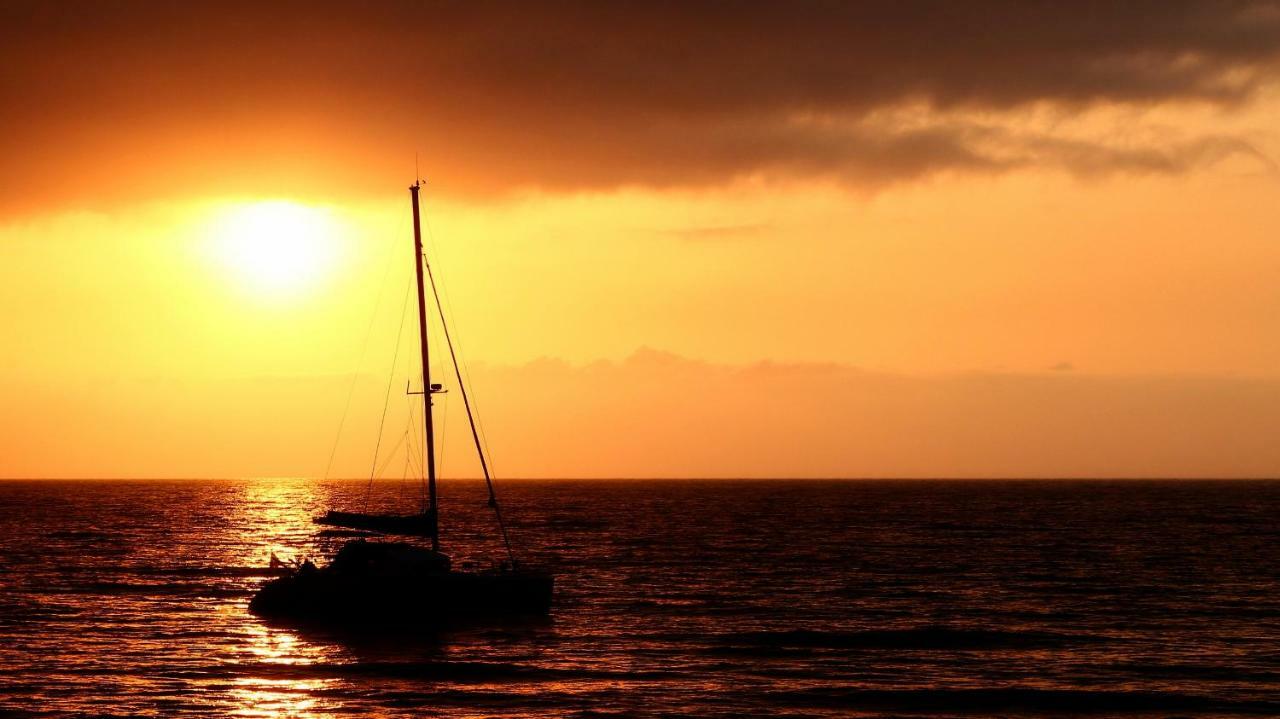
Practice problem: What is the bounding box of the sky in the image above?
[2,1,1279,479]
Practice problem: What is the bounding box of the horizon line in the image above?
[2,476,1278,482]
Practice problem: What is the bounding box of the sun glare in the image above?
[207,201,343,296]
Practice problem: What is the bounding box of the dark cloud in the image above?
[2,1,1279,211]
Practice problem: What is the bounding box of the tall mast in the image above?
[410,182,440,552]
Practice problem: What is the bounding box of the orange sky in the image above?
[2,2,1279,478]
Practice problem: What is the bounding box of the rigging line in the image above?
[396,396,414,503]
[415,404,428,512]
[401,412,412,479]
[411,420,426,488]
[403,399,427,511]
[364,278,415,513]
[419,195,514,562]
[417,196,497,476]
[321,227,403,481]
[419,202,502,496]
[391,394,412,501]
[372,424,411,482]
[424,252,516,565]
[437,389,450,489]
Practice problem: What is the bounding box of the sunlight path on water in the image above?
[0,479,1278,717]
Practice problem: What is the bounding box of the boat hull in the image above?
[249,568,554,624]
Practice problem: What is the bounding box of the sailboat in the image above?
[249,181,553,623]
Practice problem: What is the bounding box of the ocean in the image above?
[0,479,1277,717]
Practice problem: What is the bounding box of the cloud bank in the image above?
[6,350,1278,478]
[3,1,1279,210]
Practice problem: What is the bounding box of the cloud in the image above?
[2,1,1279,211]
[473,351,1280,479]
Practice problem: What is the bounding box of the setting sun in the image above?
[205,201,344,296]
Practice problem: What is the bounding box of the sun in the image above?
[207,201,343,296]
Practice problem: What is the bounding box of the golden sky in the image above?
[2,2,1280,478]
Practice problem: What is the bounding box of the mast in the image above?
[410,182,440,552]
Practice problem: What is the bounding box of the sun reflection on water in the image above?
[230,610,341,718]
[217,481,348,717]
[234,479,328,567]
[228,677,330,719]
[243,623,307,664]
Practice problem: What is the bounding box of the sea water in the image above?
[1,479,1277,717]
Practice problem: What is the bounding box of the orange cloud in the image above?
[3,1,1279,212]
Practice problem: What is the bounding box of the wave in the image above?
[40,565,282,578]
[765,686,1280,713]
[59,582,253,598]
[707,626,1106,653]
[45,529,114,541]
[151,660,674,683]
[133,566,283,578]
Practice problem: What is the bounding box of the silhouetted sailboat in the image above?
[250,181,553,624]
